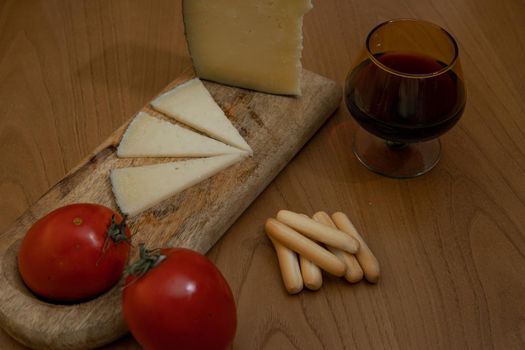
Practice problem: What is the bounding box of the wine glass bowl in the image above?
[344,19,466,178]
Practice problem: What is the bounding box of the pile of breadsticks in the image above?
[265,210,380,294]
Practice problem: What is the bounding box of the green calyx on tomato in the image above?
[125,243,165,280]
[98,215,131,266]
[107,215,130,243]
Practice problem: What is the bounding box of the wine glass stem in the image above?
[385,140,408,149]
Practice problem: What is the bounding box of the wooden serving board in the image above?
[0,69,341,350]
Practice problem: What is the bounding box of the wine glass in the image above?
[344,19,466,178]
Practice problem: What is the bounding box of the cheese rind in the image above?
[151,78,252,154]
[183,0,313,95]
[111,153,246,216]
[117,111,244,158]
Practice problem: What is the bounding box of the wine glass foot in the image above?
[353,127,441,178]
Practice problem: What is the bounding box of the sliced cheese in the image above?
[182,0,313,95]
[110,153,246,216]
[117,111,244,158]
[150,78,252,154]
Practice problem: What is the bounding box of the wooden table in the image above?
[1,0,524,349]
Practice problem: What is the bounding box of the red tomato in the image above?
[123,246,237,350]
[18,203,131,303]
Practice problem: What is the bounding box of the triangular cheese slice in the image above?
[117,112,244,158]
[110,153,246,216]
[150,78,253,154]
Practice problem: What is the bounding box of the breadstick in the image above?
[332,212,380,283]
[265,218,346,277]
[276,210,359,254]
[269,237,303,294]
[299,255,323,290]
[312,212,363,283]
[297,214,323,290]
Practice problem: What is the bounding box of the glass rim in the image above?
[365,18,459,79]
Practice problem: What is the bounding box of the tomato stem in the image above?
[107,215,129,244]
[97,215,130,267]
[126,243,165,279]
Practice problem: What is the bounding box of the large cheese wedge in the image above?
[111,153,246,216]
[151,78,252,154]
[117,111,244,158]
[182,0,313,96]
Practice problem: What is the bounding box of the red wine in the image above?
[345,52,466,143]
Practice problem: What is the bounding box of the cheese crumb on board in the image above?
[110,153,246,216]
[182,0,313,96]
[150,78,252,154]
[117,111,245,158]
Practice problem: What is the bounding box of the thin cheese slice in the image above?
[150,78,252,154]
[117,111,244,158]
[182,0,313,95]
[111,153,246,216]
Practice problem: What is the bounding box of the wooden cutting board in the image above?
[0,69,341,350]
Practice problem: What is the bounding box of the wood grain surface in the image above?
[1,0,524,349]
